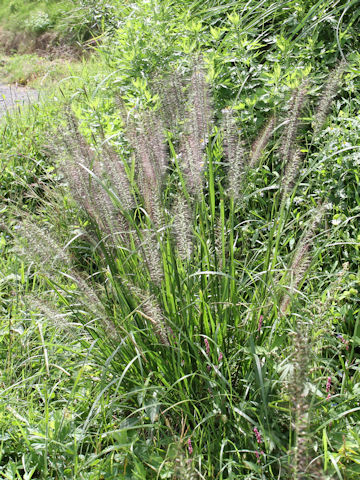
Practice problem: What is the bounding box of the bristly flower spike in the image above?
[122,109,167,224]
[179,58,213,197]
[313,59,347,135]
[280,203,327,315]
[128,283,170,346]
[101,144,135,210]
[172,195,193,261]
[290,321,311,480]
[280,80,308,163]
[222,107,245,201]
[281,148,304,203]
[249,115,276,168]
[141,229,164,286]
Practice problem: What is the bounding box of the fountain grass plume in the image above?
[24,294,69,329]
[152,70,187,132]
[313,60,347,135]
[172,194,193,261]
[280,203,327,315]
[17,219,72,272]
[62,158,126,242]
[189,58,213,146]
[249,115,276,168]
[281,148,304,203]
[126,282,170,346]
[222,107,245,201]
[179,59,213,197]
[101,143,135,211]
[141,228,164,286]
[280,81,308,163]
[122,109,167,223]
[15,217,121,338]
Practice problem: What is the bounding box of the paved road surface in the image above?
[0,82,38,117]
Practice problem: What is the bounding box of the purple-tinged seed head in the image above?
[326,376,332,400]
[204,338,210,355]
[254,427,262,444]
[188,438,193,455]
[326,376,331,393]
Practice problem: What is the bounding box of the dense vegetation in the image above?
[1,1,360,479]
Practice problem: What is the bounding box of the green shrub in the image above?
[25,11,52,33]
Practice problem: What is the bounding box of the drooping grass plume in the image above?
[280,203,327,315]
[281,148,304,203]
[152,70,187,132]
[179,60,213,197]
[15,216,119,338]
[189,60,213,146]
[101,143,135,211]
[62,157,126,241]
[23,295,70,329]
[122,109,166,223]
[127,282,170,346]
[280,81,308,163]
[249,115,276,168]
[179,132,205,197]
[56,113,129,243]
[222,107,245,201]
[172,194,193,261]
[313,59,347,135]
[17,218,72,271]
[141,228,164,286]
[63,109,96,168]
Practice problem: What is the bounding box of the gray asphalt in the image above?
[0,82,38,117]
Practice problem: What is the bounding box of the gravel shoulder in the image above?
[0,82,38,117]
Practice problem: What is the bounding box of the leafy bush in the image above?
[25,11,52,34]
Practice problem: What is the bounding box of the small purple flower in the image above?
[337,334,349,350]
[256,315,264,339]
[204,338,210,355]
[254,427,262,444]
[255,450,265,463]
[326,376,331,391]
[326,376,331,400]
[218,351,223,362]
[188,438,193,455]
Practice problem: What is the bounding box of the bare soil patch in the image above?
[0,27,80,59]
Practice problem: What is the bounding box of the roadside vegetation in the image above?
[1,1,360,479]
[0,0,122,44]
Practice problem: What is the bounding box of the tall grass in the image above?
[13,59,359,478]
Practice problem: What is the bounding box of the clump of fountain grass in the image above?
[15,59,349,479]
